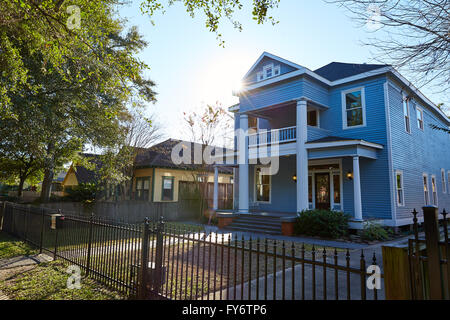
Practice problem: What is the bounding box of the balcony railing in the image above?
[248,126,297,147]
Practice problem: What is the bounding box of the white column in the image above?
[296,100,309,212]
[353,156,363,221]
[213,166,219,210]
[238,114,249,213]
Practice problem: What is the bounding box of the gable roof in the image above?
[71,153,103,184]
[135,139,233,174]
[313,62,391,82]
[242,52,305,80]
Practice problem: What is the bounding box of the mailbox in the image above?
[50,214,65,230]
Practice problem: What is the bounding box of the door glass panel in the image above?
[333,174,341,204]
[308,175,312,203]
[315,173,330,210]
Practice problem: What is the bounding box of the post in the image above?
[353,156,363,221]
[238,114,249,213]
[39,207,45,254]
[213,167,219,211]
[139,217,150,299]
[422,206,444,299]
[296,99,308,212]
[382,244,412,299]
[86,213,94,276]
[154,216,165,294]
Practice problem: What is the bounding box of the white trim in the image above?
[431,174,438,206]
[254,165,272,204]
[416,106,424,131]
[395,170,405,207]
[423,173,430,206]
[305,139,383,150]
[384,81,397,222]
[341,86,367,129]
[441,169,447,194]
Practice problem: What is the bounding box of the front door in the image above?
[315,173,330,210]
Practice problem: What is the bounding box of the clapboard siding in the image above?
[243,56,298,84]
[388,80,450,221]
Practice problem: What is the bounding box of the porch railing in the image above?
[248,126,297,147]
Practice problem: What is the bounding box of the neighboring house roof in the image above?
[53,171,67,183]
[135,139,234,174]
[314,62,391,82]
[68,153,103,185]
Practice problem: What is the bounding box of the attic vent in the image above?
[257,63,280,82]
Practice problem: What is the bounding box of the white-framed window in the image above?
[307,109,319,127]
[395,170,405,206]
[256,63,280,82]
[255,166,271,203]
[403,94,411,134]
[423,174,430,205]
[441,169,447,194]
[431,175,438,206]
[416,107,424,130]
[342,87,366,129]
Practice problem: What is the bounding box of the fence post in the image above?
[53,209,61,260]
[0,202,5,231]
[422,206,444,299]
[154,215,165,295]
[86,213,94,276]
[138,217,150,300]
[39,207,45,254]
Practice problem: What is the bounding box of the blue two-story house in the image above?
[213,52,450,230]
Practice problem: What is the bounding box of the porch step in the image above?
[225,214,284,235]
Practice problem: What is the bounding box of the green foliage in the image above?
[0,232,37,259]
[360,221,391,242]
[64,183,98,203]
[294,210,350,239]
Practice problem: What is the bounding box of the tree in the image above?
[328,0,450,95]
[98,111,164,200]
[1,3,157,202]
[183,103,233,219]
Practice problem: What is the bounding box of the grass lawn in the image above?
[0,260,125,300]
[0,232,37,260]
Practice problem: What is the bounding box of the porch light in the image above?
[292,175,297,182]
[346,171,353,180]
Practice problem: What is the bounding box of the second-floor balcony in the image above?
[248,125,329,147]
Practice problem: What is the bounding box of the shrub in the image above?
[360,221,390,241]
[294,209,350,239]
[64,183,98,203]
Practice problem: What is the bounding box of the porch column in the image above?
[213,166,219,210]
[238,114,249,213]
[296,100,309,212]
[353,156,363,220]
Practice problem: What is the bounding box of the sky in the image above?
[116,0,447,143]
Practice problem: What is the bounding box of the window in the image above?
[403,95,411,133]
[333,174,341,204]
[307,110,318,127]
[256,64,280,82]
[423,174,429,205]
[441,169,447,194]
[448,171,450,194]
[431,175,438,206]
[255,167,271,202]
[395,171,404,206]
[308,175,312,203]
[162,176,174,201]
[342,88,365,128]
[135,177,150,201]
[416,107,424,130]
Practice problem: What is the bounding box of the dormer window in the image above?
[257,64,280,82]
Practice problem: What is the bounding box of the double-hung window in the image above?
[441,169,447,194]
[423,174,429,205]
[257,64,281,82]
[403,95,411,133]
[395,171,405,206]
[255,167,271,203]
[431,175,438,206]
[135,177,150,201]
[342,88,365,128]
[162,176,175,201]
[416,107,424,130]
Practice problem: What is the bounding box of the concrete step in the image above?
[230,222,281,232]
[233,218,281,228]
[225,225,282,235]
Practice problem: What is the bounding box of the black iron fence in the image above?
[408,207,450,300]
[0,201,384,300]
